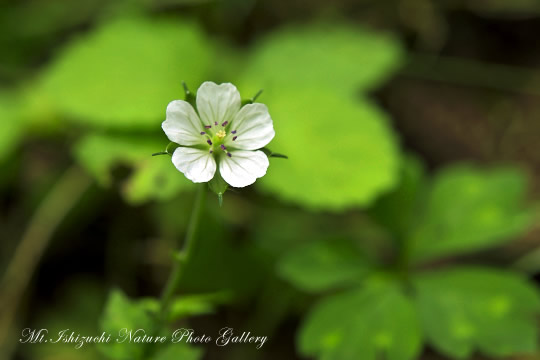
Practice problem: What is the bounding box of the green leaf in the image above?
[168,292,231,322]
[410,165,531,262]
[239,23,403,95]
[413,267,540,358]
[99,289,156,360]
[277,239,371,293]
[237,23,403,211]
[39,16,213,129]
[126,155,193,204]
[299,284,422,360]
[74,134,192,203]
[151,344,202,360]
[256,90,401,211]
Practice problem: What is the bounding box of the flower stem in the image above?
[159,184,207,320]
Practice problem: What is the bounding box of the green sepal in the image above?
[152,142,179,157]
[261,147,288,159]
[208,170,228,206]
[166,142,179,154]
[182,81,197,108]
[241,89,263,106]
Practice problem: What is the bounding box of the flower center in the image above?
[200,121,238,158]
[216,129,226,139]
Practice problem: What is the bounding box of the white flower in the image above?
[161,81,275,188]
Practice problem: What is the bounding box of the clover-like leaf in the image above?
[74,134,192,204]
[39,17,213,129]
[409,165,531,263]
[413,267,540,358]
[278,238,371,293]
[299,284,422,360]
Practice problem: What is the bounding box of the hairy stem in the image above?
[159,184,207,319]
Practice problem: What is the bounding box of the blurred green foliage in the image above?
[99,289,202,360]
[300,283,422,360]
[255,92,401,210]
[238,24,403,94]
[167,292,230,322]
[100,290,157,360]
[0,93,24,163]
[239,23,403,210]
[409,166,532,262]
[38,17,213,130]
[25,15,406,211]
[74,134,192,204]
[414,268,540,358]
[278,159,540,360]
[2,1,540,360]
[278,238,371,292]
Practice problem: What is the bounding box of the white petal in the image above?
[196,82,241,127]
[162,100,205,146]
[172,147,216,183]
[226,103,275,150]
[219,150,269,188]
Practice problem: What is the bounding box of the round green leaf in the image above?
[257,89,400,211]
[239,23,403,96]
[39,17,213,129]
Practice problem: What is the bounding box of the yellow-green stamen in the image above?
[216,129,226,139]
